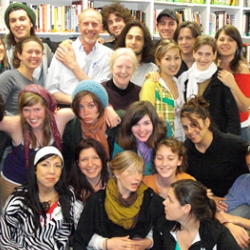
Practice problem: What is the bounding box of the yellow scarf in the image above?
[105,178,148,230]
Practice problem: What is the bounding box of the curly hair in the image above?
[180,95,214,131]
[153,138,188,174]
[101,3,132,34]
[114,21,155,63]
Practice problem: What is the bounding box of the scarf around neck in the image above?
[80,115,109,158]
[105,178,148,230]
[178,62,217,100]
[136,138,152,164]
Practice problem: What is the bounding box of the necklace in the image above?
[34,133,43,148]
[39,189,55,212]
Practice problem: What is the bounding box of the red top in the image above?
[234,74,250,122]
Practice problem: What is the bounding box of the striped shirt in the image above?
[0,186,75,250]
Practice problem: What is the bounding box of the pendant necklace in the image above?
[39,189,55,212]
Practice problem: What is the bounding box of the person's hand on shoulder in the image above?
[105,105,121,128]
[55,39,76,69]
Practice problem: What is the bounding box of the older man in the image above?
[45,9,112,106]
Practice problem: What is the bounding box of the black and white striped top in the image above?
[0,187,75,250]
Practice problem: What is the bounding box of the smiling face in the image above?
[177,27,196,56]
[115,163,143,198]
[22,101,46,130]
[131,114,153,143]
[17,41,43,70]
[193,44,216,71]
[216,30,238,58]
[154,144,182,179]
[157,47,181,77]
[78,10,103,45]
[78,147,102,184]
[9,9,33,42]
[112,54,135,89]
[36,155,62,192]
[78,94,100,124]
[181,113,210,145]
[157,16,178,40]
[125,26,144,56]
[107,13,126,37]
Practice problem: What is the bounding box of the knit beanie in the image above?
[72,80,109,108]
[4,3,36,29]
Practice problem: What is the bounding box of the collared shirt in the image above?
[45,37,112,95]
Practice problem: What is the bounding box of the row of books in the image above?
[155,0,206,4]
[243,0,250,7]
[243,13,250,36]
[29,4,82,32]
[155,0,238,5]
[209,12,235,35]
[210,0,239,5]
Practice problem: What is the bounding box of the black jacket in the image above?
[153,216,241,250]
[184,69,240,135]
[73,188,164,250]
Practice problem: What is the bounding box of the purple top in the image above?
[2,141,56,185]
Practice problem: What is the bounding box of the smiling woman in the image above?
[0,84,75,209]
[73,150,164,250]
[112,101,167,175]
[0,146,75,250]
[101,47,141,111]
[178,35,241,135]
[140,40,185,141]
[0,36,43,116]
[68,138,109,228]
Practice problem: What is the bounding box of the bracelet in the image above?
[105,238,108,250]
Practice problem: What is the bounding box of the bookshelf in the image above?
[0,0,250,43]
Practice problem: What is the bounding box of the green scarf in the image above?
[105,178,148,230]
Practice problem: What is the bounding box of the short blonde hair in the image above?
[109,48,137,72]
[109,150,144,175]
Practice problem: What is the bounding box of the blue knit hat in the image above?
[72,80,109,108]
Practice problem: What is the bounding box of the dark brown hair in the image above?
[72,91,105,120]
[117,101,167,150]
[215,25,246,73]
[180,95,213,131]
[114,21,155,63]
[101,3,132,34]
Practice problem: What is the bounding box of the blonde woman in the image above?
[74,150,164,250]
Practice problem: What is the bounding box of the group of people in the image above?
[0,1,250,250]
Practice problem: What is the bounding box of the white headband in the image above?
[34,146,64,166]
